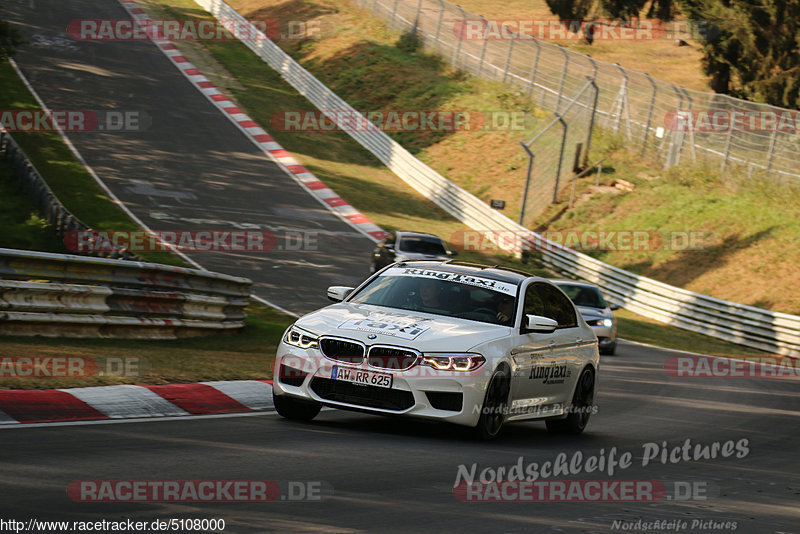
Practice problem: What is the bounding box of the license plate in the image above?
[331,366,393,389]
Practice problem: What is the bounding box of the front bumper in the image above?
[273,341,491,428]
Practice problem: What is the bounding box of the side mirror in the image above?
[523,314,558,333]
[385,244,395,250]
[447,250,458,257]
[327,286,354,302]
[609,303,620,311]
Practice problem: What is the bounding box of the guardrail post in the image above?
[556,45,569,113]
[527,39,541,98]
[641,73,657,155]
[502,35,515,84]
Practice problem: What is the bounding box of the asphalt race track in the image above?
[4,0,374,314]
[1,341,799,532]
[2,1,800,533]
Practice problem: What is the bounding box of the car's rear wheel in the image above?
[546,367,594,434]
[273,392,321,421]
[474,366,511,440]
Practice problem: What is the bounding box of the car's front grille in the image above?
[319,337,365,364]
[310,377,414,411]
[367,346,420,370]
[426,391,463,412]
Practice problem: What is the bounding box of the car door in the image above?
[530,283,584,409]
[510,282,583,414]
[509,282,559,412]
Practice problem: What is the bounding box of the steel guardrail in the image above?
[0,249,252,339]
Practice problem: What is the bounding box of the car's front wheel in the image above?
[474,366,511,440]
[273,392,321,421]
[546,367,595,434]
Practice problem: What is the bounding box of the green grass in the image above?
[0,304,294,389]
[0,158,69,253]
[0,60,185,266]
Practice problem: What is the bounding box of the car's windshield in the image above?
[556,283,608,309]
[396,236,447,255]
[350,267,518,326]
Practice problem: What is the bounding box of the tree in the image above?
[599,0,650,20]
[680,0,800,109]
[0,8,24,60]
[545,0,596,21]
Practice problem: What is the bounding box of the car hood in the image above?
[578,306,612,320]
[395,251,451,260]
[295,302,508,352]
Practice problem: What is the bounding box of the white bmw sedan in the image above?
[272,261,600,439]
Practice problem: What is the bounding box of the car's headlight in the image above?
[284,325,319,349]
[602,318,613,328]
[588,318,613,328]
[421,353,485,371]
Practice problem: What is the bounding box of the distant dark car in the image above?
[554,280,618,355]
[371,231,456,272]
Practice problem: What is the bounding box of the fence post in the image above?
[553,116,568,204]
[612,63,631,139]
[583,77,599,168]
[434,0,445,50]
[679,88,696,161]
[502,35,515,84]
[666,84,685,168]
[722,107,734,170]
[766,127,779,171]
[527,39,541,97]
[392,0,399,22]
[477,17,489,76]
[453,5,467,67]
[556,45,569,113]
[641,73,657,155]
[415,0,423,23]
[519,142,535,226]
